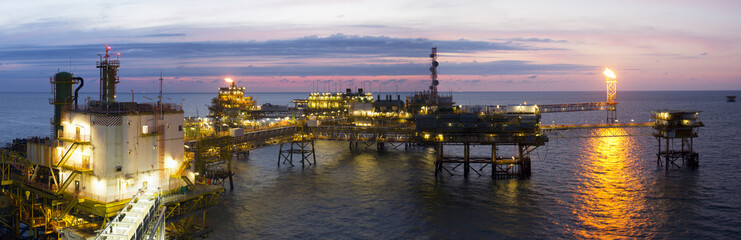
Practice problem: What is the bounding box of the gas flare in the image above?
[603,68,616,79]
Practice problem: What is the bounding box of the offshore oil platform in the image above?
[1,46,221,239]
[0,46,704,239]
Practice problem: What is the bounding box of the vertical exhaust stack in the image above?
[50,72,77,138]
[97,44,120,104]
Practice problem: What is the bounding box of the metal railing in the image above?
[538,102,614,113]
[146,206,167,240]
[95,186,162,240]
[58,130,90,142]
[540,122,654,130]
[75,102,183,114]
[96,60,120,66]
[77,190,144,204]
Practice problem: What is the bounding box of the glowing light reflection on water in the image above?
[572,129,656,239]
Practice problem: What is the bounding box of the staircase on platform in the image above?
[95,186,165,240]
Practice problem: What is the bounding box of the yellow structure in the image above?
[217,78,257,111]
[209,78,258,130]
[604,68,618,123]
[652,110,704,169]
[305,88,373,116]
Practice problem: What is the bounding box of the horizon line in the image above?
[1,89,740,94]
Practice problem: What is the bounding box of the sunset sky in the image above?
[1,0,739,92]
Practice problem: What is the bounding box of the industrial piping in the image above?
[73,77,84,108]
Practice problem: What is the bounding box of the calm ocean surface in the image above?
[1,91,740,239]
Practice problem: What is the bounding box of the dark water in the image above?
[1,91,740,239]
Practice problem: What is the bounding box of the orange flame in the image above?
[224,78,233,83]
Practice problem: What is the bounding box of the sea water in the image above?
[1,91,740,239]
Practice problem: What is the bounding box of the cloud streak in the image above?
[0,34,592,92]
[504,38,567,43]
[140,33,188,38]
[0,34,533,61]
[111,60,592,77]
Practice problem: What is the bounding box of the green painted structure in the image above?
[50,72,75,137]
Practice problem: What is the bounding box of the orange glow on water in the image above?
[572,128,653,239]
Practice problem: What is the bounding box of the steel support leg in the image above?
[463,143,470,177]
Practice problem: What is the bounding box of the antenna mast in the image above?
[429,47,440,106]
[97,44,120,104]
[158,72,163,105]
[159,72,164,119]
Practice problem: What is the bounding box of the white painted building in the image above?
[28,102,191,203]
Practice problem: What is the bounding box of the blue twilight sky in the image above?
[0,0,739,92]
